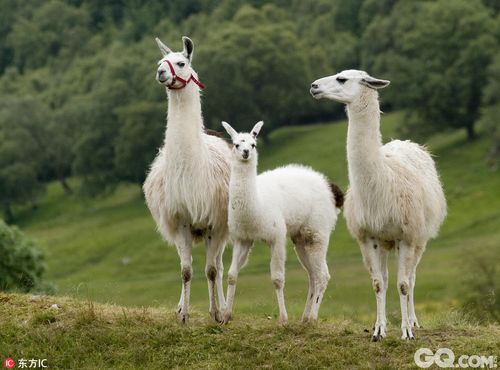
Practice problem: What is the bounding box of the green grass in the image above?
[1,293,498,369]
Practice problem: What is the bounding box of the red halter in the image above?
[163,59,205,90]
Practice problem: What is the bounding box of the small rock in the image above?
[266,316,272,320]
[50,304,60,310]
[30,295,41,302]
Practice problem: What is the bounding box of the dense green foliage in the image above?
[0,0,498,212]
[363,0,498,140]
[479,52,500,169]
[0,220,47,292]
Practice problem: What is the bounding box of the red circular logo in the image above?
[4,358,14,369]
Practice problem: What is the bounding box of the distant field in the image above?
[14,112,500,325]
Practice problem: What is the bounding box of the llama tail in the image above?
[327,180,344,211]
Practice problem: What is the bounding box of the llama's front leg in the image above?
[177,285,185,314]
[222,240,251,324]
[205,232,226,323]
[359,238,388,341]
[379,242,389,333]
[408,266,420,328]
[396,240,418,340]
[175,228,193,324]
[270,238,288,324]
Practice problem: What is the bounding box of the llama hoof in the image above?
[221,310,232,325]
[410,318,421,328]
[279,316,289,325]
[210,309,223,323]
[371,324,386,341]
[301,317,316,325]
[401,327,415,340]
[176,311,189,324]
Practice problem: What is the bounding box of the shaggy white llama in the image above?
[310,70,447,340]
[143,36,231,323]
[220,121,344,324]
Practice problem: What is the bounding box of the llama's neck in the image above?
[164,83,204,155]
[229,157,260,217]
[346,88,384,187]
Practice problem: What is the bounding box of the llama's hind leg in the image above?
[293,242,316,323]
[270,237,288,324]
[396,240,420,340]
[205,232,226,323]
[359,238,388,341]
[174,228,193,324]
[216,249,226,312]
[222,240,252,324]
[305,244,330,323]
[408,244,425,329]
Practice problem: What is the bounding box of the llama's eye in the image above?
[336,77,347,84]
[235,144,240,149]
[177,62,185,67]
[251,144,256,148]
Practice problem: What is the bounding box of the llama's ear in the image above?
[182,36,194,62]
[155,37,172,57]
[251,121,264,138]
[222,121,238,141]
[361,75,390,89]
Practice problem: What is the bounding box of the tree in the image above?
[0,95,74,195]
[71,91,122,196]
[479,52,500,170]
[114,101,165,185]
[48,105,82,193]
[362,0,497,141]
[0,97,47,222]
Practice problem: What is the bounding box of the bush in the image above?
[0,220,50,293]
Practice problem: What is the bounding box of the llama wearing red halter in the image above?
[143,36,231,323]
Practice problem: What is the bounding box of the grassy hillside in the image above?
[1,293,498,369]
[13,112,500,324]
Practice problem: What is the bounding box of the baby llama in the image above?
[310,70,446,340]
[143,37,231,323]
[221,120,344,324]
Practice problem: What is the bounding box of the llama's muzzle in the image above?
[157,69,169,84]
[310,83,322,98]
